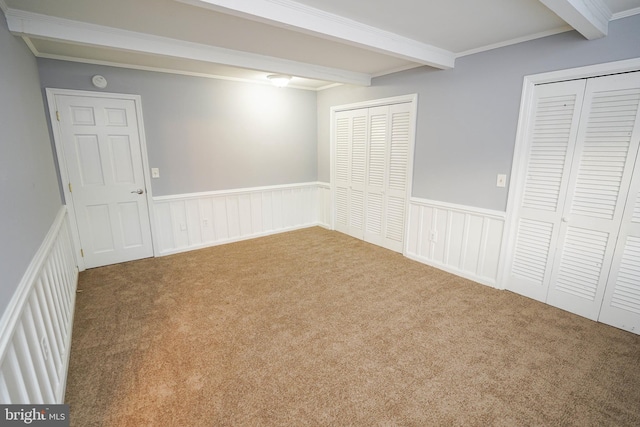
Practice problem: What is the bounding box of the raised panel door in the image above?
[56,95,153,268]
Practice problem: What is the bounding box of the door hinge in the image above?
[56,111,60,121]
[80,249,84,257]
[68,182,72,193]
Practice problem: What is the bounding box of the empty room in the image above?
[2,0,640,425]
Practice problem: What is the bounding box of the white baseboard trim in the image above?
[155,224,320,256]
[153,182,331,255]
[405,198,505,288]
[0,206,79,403]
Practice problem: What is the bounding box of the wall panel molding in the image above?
[317,182,332,229]
[0,206,79,403]
[405,198,505,288]
[153,182,330,255]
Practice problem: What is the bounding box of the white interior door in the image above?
[53,93,154,269]
[546,72,640,320]
[599,149,640,333]
[364,104,412,252]
[382,103,412,251]
[596,76,640,333]
[363,106,389,247]
[506,80,586,301]
[334,108,368,239]
[333,96,415,253]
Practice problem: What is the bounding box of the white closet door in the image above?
[334,109,368,239]
[385,104,412,251]
[364,106,389,248]
[334,99,414,253]
[596,79,640,333]
[506,80,586,301]
[599,154,640,333]
[363,104,412,252]
[546,72,640,320]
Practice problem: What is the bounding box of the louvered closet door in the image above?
[363,103,412,252]
[334,108,368,239]
[546,72,640,320]
[363,106,389,248]
[599,139,640,333]
[506,80,586,301]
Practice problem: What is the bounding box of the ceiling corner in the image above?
[539,0,612,39]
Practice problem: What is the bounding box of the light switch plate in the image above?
[151,168,160,178]
[497,174,507,188]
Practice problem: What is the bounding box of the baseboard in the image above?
[405,198,505,288]
[156,223,321,256]
[0,206,79,403]
[153,182,331,255]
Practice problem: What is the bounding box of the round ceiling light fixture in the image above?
[267,74,292,88]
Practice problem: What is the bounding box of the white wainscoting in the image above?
[0,206,79,403]
[317,182,332,229]
[405,198,506,288]
[153,182,331,255]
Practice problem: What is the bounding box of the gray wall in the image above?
[37,60,318,197]
[0,13,62,316]
[318,14,640,211]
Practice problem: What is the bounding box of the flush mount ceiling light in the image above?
[267,74,292,88]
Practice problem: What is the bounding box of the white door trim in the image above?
[45,88,158,271]
[329,93,418,255]
[498,57,640,290]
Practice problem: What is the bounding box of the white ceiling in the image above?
[2,0,639,90]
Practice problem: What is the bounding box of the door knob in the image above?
[131,189,144,194]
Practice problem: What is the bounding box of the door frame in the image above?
[45,88,157,271]
[329,94,418,255]
[498,57,640,290]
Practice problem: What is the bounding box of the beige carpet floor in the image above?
[65,227,640,426]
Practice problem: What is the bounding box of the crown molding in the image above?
[5,9,371,86]
[538,0,611,39]
[36,51,326,90]
[612,6,640,20]
[176,0,455,69]
[455,25,573,58]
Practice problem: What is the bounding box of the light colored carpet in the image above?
[65,227,640,426]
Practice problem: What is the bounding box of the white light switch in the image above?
[497,174,507,188]
[151,168,160,178]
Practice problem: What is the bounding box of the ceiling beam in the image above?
[176,0,456,70]
[5,9,372,86]
[538,0,611,39]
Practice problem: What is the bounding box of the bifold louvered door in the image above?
[363,104,412,252]
[598,84,640,333]
[334,102,413,253]
[335,109,368,239]
[506,80,586,301]
[507,71,640,327]
[546,73,640,320]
